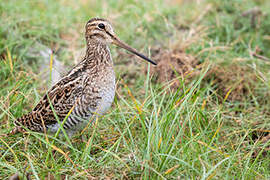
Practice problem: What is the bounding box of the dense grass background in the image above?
[1,0,270,179]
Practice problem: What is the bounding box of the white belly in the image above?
[96,82,115,115]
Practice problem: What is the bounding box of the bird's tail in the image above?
[8,113,34,135]
[8,126,25,135]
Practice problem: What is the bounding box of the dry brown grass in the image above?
[146,45,261,102]
[205,61,258,101]
[146,47,200,89]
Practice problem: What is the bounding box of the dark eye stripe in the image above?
[105,30,114,39]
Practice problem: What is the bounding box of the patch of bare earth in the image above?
[205,61,258,101]
[146,47,200,89]
[147,45,261,102]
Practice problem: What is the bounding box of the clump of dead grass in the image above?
[205,61,258,101]
[146,47,200,89]
[147,45,261,102]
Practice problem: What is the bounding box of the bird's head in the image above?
[85,18,157,65]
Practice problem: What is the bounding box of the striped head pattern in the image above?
[85,18,157,65]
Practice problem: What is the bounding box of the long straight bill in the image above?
[113,37,157,65]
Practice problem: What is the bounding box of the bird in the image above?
[9,17,156,137]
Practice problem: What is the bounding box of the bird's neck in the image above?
[66,41,113,78]
[85,40,113,66]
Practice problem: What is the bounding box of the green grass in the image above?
[1,0,270,179]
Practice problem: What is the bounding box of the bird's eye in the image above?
[98,23,105,29]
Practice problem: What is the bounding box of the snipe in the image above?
[10,18,156,137]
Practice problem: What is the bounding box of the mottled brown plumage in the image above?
[10,18,156,137]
